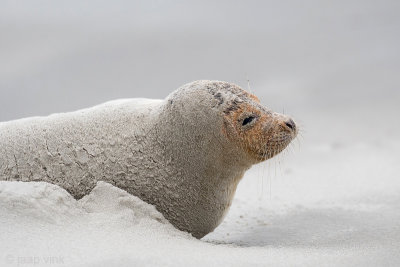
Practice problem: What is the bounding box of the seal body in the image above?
[0,80,297,238]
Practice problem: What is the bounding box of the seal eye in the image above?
[242,116,256,126]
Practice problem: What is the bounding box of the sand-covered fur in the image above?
[0,80,297,238]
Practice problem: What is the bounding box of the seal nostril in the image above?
[285,119,296,131]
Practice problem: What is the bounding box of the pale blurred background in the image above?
[1,0,399,145]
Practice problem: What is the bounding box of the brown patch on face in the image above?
[222,100,297,163]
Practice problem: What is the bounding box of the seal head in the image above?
[164,80,297,165]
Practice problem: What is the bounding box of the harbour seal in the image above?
[0,80,297,238]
